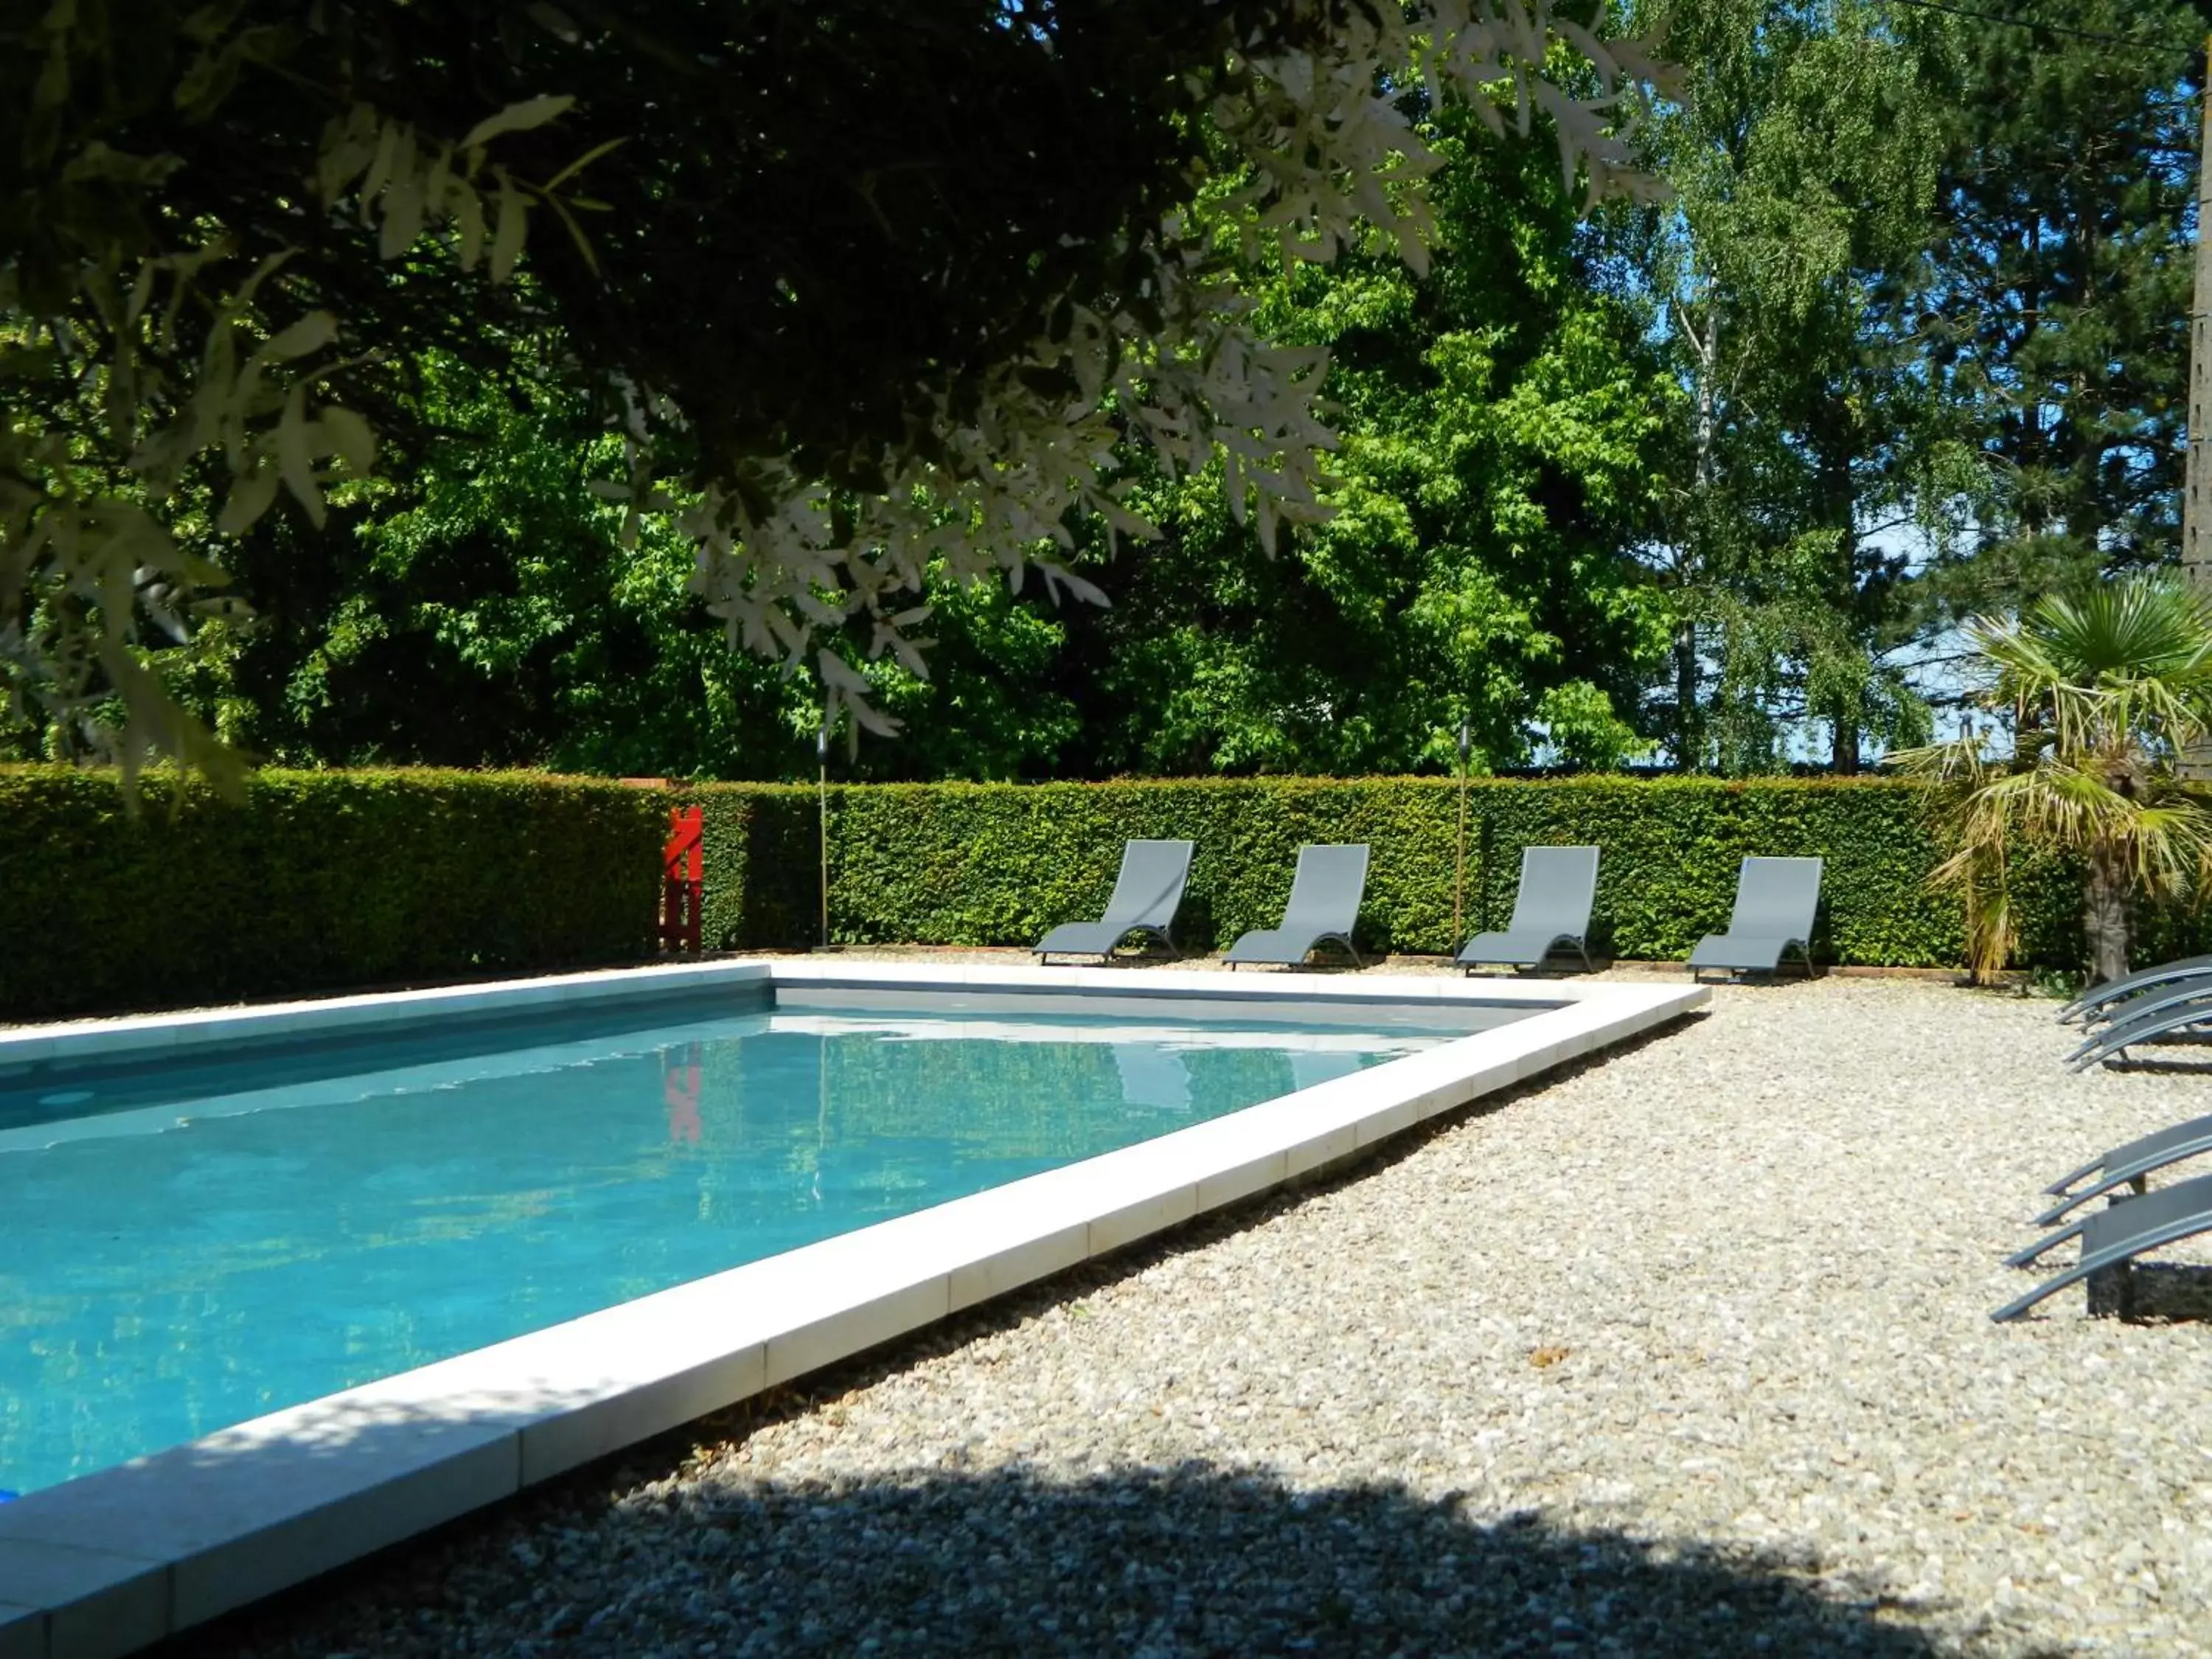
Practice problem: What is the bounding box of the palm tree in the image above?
[1889,572,2212,985]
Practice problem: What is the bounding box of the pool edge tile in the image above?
[1282,1122,1357,1179]
[1088,1183,1200,1256]
[1349,1093,1424,1148]
[0,1601,42,1659]
[1420,1056,1521,1116]
[518,1346,767,1486]
[0,1413,524,1633]
[0,959,776,1069]
[947,1224,1091,1312]
[1194,1149,1289,1213]
[760,1278,952,1388]
[167,1431,521,1628]
[0,1540,165,1659]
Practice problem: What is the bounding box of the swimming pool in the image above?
[0,993,1478,1497]
[0,961,1704,1659]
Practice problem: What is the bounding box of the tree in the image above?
[1627,0,1950,774]
[164,347,821,777]
[1034,100,1675,778]
[1892,572,2212,984]
[117,60,1676,785]
[1,0,1656,774]
[1916,0,2203,618]
[150,344,1088,781]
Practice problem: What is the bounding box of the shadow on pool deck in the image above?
[189,1461,1948,1658]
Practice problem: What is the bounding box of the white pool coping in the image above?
[0,961,1705,1659]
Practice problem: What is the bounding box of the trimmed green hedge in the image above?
[7,767,2185,1023]
[0,767,665,1020]
[676,781,818,957]
[689,774,2105,968]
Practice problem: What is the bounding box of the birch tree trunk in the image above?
[1674,302,1719,771]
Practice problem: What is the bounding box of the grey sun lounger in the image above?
[2058,955,2212,1026]
[1456,844,1599,973]
[2062,983,2212,1071]
[1033,838,1194,963]
[1222,843,1369,970]
[1686,856,1823,980]
[1993,1169,2212,1321]
[2024,1112,2212,1229]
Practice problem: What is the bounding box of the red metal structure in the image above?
[663,1040,703,1143]
[660,805,703,953]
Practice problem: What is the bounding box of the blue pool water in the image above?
[0,1000,1449,1495]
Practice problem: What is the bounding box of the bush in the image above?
[678,781,818,954]
[0,766,665,1020]
[7,768,2169,1023]
[689,773,2103,967]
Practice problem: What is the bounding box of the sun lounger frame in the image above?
[1686,856,1823,982]
[2024,1112,2212,1230]
[1032,838,1194,964]
[1455,844,1599,974]
[1992,1170,2212,1321]
[2062,983,2212,1071]
[1222,843,1370,970]
[2056,955,2212,1026]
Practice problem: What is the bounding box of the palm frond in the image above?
[1964,574,2212,759]
[1886,736,1992,786]
[1894,572,2212,978]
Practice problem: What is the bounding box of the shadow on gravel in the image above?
[195,1464,1943,1659]
[2090,1259,2212,1322]
[173,1012,1763,1659]
[2096,1052,2212,1074]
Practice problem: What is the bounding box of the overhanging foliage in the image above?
[0,1,1658,770]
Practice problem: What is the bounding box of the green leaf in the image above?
[319,405,377,474]
[454,183,486,268]
[216,464,280,535]
[490,177,529,284]
[379,157,426,259]
[275,388,325,527]
[360,119,401,209]
[462,94,575,150]
[60,142,182,187]
[262,311,337,361]
[33,39,69,115]
[540,190,598,275]
[540,135,627,194]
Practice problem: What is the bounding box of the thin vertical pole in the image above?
[2185,29,2212,580]
[1453,720,1470,945]
[2183,32,2212,776]
[817,715,831,950]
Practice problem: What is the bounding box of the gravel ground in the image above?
[184,972,2212,1658]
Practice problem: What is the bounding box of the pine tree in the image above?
[1919,0,2204,619]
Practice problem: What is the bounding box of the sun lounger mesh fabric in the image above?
[1455,845,1598,969]
[1033,839,1193,960]
[1222,844,1369,967]
[1686,856,1822,975]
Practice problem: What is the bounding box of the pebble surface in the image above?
[191,970,2212,1658]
